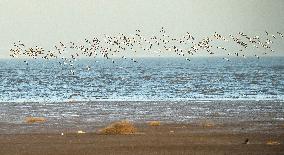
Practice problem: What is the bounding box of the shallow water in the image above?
[2,100,284,123]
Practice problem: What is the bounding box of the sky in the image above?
[0,0,284,58]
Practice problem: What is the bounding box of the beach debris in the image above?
[100,120,136,135]
[266,140,280,145]
[170,130,174,133]
[242,138,249,144]
[25,117,46,123]
[201,122,214,128]
[148,121,161,126]
[200,120,215,128]
[77,130,86,134]
[61,133,64,136]
[204,123,214,127]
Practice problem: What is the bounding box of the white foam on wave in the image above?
[1,95,283,103]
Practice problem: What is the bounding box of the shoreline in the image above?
[1,119,284,134]
[1,99,284,104]
[1,100,284,134]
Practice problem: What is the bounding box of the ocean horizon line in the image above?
[1,55,284,60]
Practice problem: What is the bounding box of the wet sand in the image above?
[0,121,283,155]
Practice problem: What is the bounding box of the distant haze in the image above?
[0,0,284,58]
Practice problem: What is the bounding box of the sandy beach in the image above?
[0,120,283,155]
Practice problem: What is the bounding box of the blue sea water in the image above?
[0,57,283,102]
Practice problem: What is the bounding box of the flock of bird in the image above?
[9,27,284,74]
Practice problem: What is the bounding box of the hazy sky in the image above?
[1,0,284,58]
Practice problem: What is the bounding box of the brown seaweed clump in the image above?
[25,117,46,123]
[266,140,280,145]
[148,121,161,126]
[100,120,136,135]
